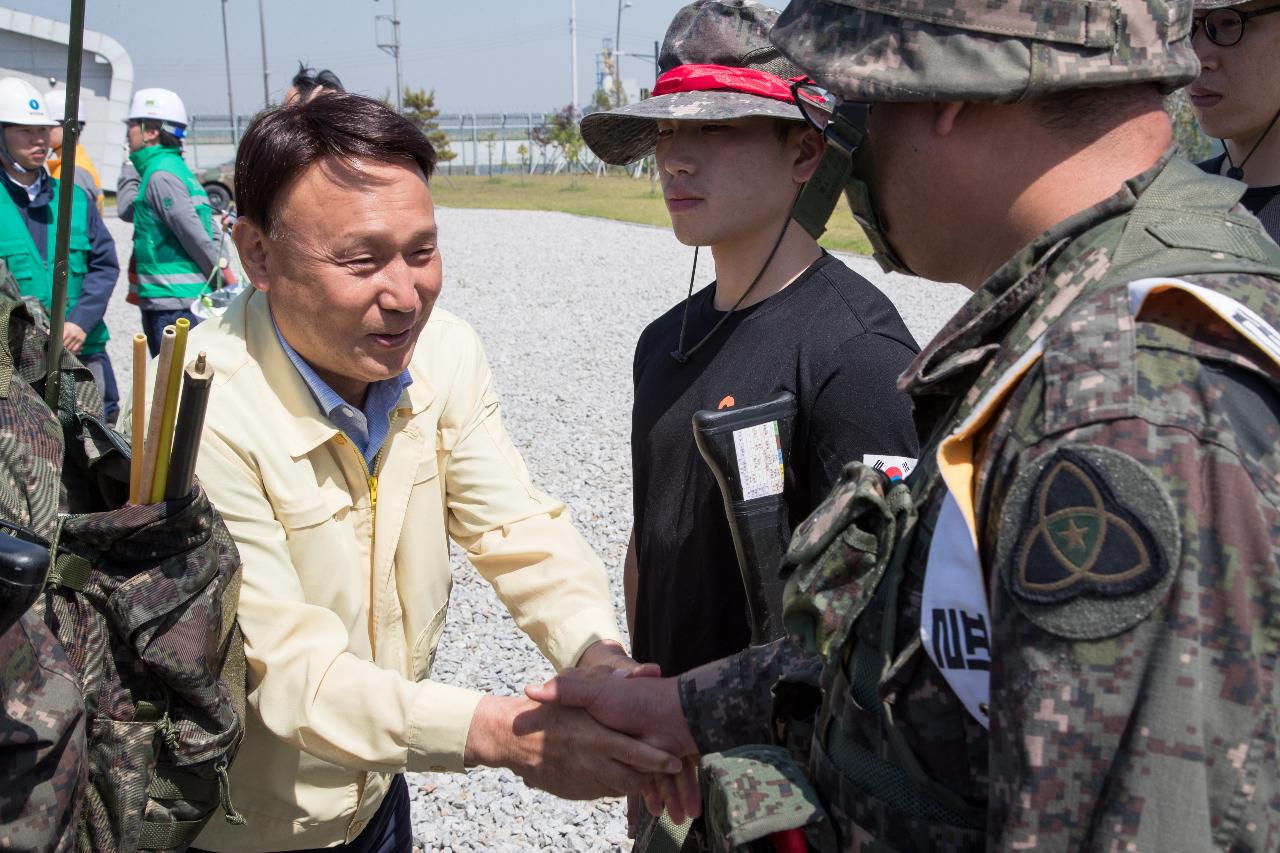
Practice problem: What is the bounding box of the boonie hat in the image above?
[769,0,1200,104]
[582,0,822,166]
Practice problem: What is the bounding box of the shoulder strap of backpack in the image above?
[0,298,19,399]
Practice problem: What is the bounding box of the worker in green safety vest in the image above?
[0,76,119,421]
[117,87,222,355]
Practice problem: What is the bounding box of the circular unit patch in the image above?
[996,444,1181,640]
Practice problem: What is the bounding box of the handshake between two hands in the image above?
[464,640,702,828]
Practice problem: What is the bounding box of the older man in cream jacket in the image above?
[158,94,679,853]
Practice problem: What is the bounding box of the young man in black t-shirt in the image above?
[1189,0,1280,239]
[581,0,920,679]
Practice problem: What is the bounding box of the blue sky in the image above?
[15,1,784,115]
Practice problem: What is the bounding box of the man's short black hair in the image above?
[236,92,436,238]
[1035,84,1163,146]
[291,62,345,99]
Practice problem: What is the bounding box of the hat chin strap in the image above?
[669,185,803,364]
[0,131,39,177]
[791,111,912,276]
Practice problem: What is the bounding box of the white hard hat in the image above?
[0,78,57,127]
[44,89,85,123]
[127,87,188,128]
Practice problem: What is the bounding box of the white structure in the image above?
[0,7,133,188]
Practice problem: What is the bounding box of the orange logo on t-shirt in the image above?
[717,395,735,410]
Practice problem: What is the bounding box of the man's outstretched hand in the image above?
[525,667,702,821]
[463,695,682,801]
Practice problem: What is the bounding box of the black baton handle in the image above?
[692,391,797,645]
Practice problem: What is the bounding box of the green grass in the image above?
[429,173,873,255]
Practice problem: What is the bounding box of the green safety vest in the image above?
[0,176,109,356]
[130,145,215,301]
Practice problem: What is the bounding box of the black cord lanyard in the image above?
[1224,106,1280,180]
[669,199,799,364]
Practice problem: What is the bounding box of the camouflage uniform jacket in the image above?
[678,148,1280,851]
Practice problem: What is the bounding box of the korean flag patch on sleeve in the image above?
[863,453,916,484]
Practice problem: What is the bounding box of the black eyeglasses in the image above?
[1192,4,1280,47]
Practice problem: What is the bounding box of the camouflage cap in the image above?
[1194,0,1249,7]
[581,0,810,166]
[769,0,1201,104]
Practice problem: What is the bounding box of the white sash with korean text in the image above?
[921,278,1280,731]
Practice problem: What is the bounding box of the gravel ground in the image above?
[101,207,969,851]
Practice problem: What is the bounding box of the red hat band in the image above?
[651,64,818,106]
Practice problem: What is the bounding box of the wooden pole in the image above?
[128,334,147,503]
[44,0,87,407]
[148,318,189,502]
[139,326,177,503]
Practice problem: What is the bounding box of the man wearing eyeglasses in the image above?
[578,0,918,736]
[1189,0,1280,240]
[529,0,1280,849]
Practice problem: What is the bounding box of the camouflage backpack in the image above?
[0,268,247,853]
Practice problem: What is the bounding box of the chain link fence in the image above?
[183,111,638,177]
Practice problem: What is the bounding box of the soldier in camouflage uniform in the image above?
[529,0,1280,849]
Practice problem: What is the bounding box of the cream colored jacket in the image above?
[165,290,622,851]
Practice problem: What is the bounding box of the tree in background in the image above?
[517,143,530,183]
[403,87,459,175]
[482,131,498,179]
[1165,89,1216,164]
[531,131,552,175]
[533,106,586,185]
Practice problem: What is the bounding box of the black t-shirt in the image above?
[631,253,921,675]
[1197,154,1280,241]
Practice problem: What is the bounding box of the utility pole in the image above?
[220,0,238,144]
[258,0,270,107]
[375,0,403,111]
[570,0,579,115]
[614,0,631,106]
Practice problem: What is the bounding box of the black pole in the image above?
[44,0,86,407]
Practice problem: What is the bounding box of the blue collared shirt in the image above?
[272,317,412,471]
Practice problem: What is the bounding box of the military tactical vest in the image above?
[130,146,215,302]
[780,157,1280,850]
[0,177,109,356]
[0,266,247,852]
